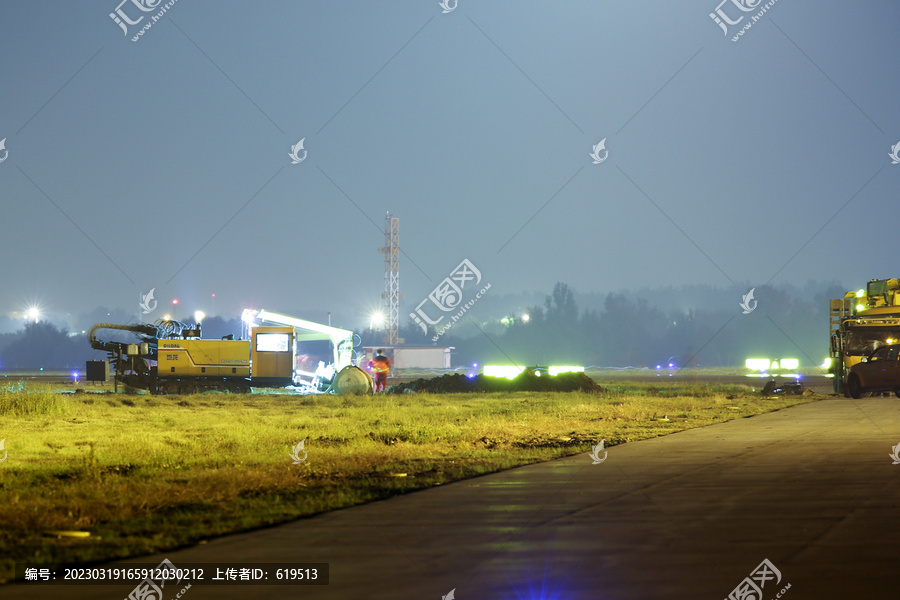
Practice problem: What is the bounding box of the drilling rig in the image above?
[89,310,370,394]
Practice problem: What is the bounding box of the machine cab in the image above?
[251,326,295,386]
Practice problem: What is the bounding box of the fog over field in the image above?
[2,1,897,365]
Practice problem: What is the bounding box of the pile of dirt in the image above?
[386,370,606,394]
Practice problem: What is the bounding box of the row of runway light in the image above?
[744,357,800,378]
[481,365,585,379]
[483,361,824,380]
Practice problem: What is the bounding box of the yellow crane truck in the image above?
[830,278,900,395]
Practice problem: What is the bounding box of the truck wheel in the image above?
[847,375,863,399]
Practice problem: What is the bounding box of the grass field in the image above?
[0,380,820,583]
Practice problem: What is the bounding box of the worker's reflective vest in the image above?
[370,358,391,374]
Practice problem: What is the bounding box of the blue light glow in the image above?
[503,559,575,600]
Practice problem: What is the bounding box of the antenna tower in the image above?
[379,212,403,345]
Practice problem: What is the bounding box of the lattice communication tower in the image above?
[379,212,403,345]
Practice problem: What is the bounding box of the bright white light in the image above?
[483,365,525,379]
[370,311,385,328]
[521,313,530,323]
[163,314,171,321]
[745,358,770,371]
[26,306,40,322]
[779,358,799,370]
[548,366,584,376]
[194,310,205,323]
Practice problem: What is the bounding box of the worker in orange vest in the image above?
[368,349,391,393]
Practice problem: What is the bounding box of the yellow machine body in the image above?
[90,317,316,393]
[157,339,251,378]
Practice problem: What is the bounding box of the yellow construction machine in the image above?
[89,309,371,394]
[829,278,900,395]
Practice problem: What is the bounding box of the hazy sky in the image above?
[1,0,898,331]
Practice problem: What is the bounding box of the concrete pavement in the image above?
[3,396,898,599]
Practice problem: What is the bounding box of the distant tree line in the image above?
[0,322,88,370]
[412,282,836,369]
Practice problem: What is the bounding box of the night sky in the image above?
[2,0,898,332]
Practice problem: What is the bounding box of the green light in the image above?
[856,304,865,312]
[856,289,865,298]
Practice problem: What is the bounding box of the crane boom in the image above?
[241,309,355,370]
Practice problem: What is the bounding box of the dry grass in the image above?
[0,381,818,582]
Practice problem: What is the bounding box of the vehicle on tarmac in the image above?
[845,344,900,399]
[830,278,900,395]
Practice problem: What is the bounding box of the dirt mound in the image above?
[387,370,606,394]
